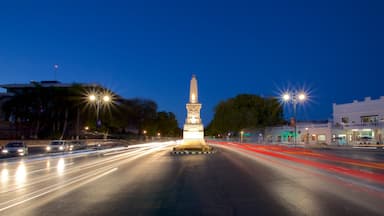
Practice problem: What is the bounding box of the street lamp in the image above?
[282,91,307,146]
[240,130,244,143]
[88,92,112,128]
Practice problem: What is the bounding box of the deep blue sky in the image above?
[1,0,383,126]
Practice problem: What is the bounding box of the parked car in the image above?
[46,140,69,152]
[1,141,28,156]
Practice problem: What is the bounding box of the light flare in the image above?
[57,158,65,176]
[15,163,27,185]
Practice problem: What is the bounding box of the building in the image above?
[0,80,101,94]
[211,96,384,146]
[262,121,332,145]
[332,96,384,145]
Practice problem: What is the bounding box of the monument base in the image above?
[172,139,214,154]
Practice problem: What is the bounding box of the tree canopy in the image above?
[1,84,180,139]
[206,94,284,136]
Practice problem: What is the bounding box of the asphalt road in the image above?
[1,141,383,216]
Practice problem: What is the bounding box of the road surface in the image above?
[1,141,383,216]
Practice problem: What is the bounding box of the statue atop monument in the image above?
[172,74,212,153]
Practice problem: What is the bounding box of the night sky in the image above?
[1,0,383,126]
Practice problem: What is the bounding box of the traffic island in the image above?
[171,140,215,155]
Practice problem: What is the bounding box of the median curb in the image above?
[171,150,216,155]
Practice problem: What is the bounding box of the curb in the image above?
[171,150,216,155]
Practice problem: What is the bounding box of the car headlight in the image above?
[2,149,8,154]
[17,149,24,153]
[59,146,64,150]
[46,146,51,151]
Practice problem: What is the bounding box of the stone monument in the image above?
[173,75,211,152]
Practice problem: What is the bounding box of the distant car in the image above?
[68,140,87,151]
[46,140,69,152]
[2,141,28,156]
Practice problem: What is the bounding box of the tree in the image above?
[107,98,181,137]
[154,111,181,137]
[206,94,284,136]
[2,84,100,139]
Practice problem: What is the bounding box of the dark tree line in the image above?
[2,84,85,139]
[114,98,180,137]
[1,84,180,139]
[206,94,284,136]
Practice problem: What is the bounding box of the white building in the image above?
[332,96,384,145]
[263,121,332,145]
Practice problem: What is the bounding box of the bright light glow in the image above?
[59,146,64,151]
[103,95,110,102]
[57,158,65,175]
[17,149,24,153]
[184,131,203,139]
[283,93,290,101]
[298,93,306,101]
[15,163,27,185]
[46,146,51,151]
[46,161,51,170]
[1,168,9,184]
[2,149,8,153]
[191,94,196,102]
[191,116,197,124]
[89,94,96,101]
[85,126,89,130]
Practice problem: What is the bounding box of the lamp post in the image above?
[282,91,306,147]
[89,93,111,129]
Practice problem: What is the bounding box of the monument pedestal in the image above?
[174,124,211,151]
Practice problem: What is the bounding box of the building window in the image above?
[360,115,378,123]
[311,134,316,141]
[341,117,349,124]
[318,135,326,142]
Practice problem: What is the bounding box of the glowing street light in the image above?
[103,95,110,102]
[283,93,290,101]
[282,91,307,146]
[88,92,112,128]
[240,130,244,143]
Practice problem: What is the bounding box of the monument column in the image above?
[174,75,211,152]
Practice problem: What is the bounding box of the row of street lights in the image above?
[87,88,307,145]
[88,92,112,129]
